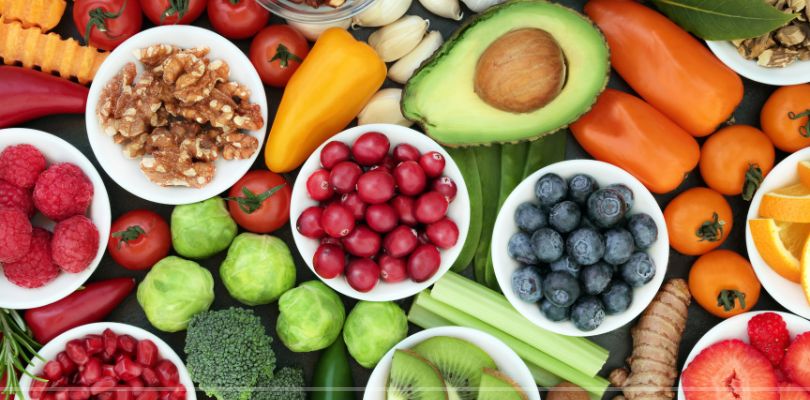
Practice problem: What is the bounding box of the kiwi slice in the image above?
[387,349,448,400]
[476,368,528,400]
[411,337,497,400]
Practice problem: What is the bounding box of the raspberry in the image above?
[0,144,46,189]
[3,227,59,288]
[0,208,32,263]
[748,312,791,366]
[0,179,33,216]
[52,215,99,273]
[33,163,93,221]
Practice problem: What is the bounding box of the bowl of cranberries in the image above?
[19,322,194,400]
[291,124,470,301]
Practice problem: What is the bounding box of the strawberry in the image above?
[783,333,810,388]
[749,312,791,366]
[682,339,778,400]
[780,382,810,400]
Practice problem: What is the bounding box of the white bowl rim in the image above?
[706,40,810,86]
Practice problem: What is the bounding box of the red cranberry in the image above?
[356,170,395,204]
[419,151,445,178]
[57,352,77,375]
[390,196,417,226]
[426,218,459,249]
[155,360,179,387]
[115,357,143,381]
[81,357,103,385]
[342,226,381,258]
[352,132,390,166]
[102,329,118,359]
[136,340,158,367]
[66,339,89,365]
[415,191,449,224]
[340,192,367,220]
[379,255,408,283]
[431,177,457,202]
[365,203,398,233]
[85,335,104,355]
[329,161,363,194]
[320,236,342,247]
[117,335,137,354]
[306,169,334,201]
[346,258,380,292]
[321,203,355,238]
[384,226,418,258]
[408,245,441,282]
[43,361,63,380]
[393,143,421,162]
[393,161,427,196]
[313,244,346,279]
[321,141,351,169]
[296,206,325,238]
[380,155,397,171]
[417,230,430,245]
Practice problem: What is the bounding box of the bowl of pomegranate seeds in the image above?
[290,124,470,301]
[20,322,194,400]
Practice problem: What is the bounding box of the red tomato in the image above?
[207,0,270,40]
[142,0,206,25]
[249,25,309,87]
[72,0,143,51]
[108,210,171,270]
[226,170,291,233]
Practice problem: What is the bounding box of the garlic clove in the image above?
[286,18,352,42]
[460,0,505,13]
[352,0,413,28]
[419,0,463,20]
[358,88,413,127]
[367,15,430,62]
[389,31,444,84]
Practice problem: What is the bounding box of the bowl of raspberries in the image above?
[0,128,111,309]
[492,159,668,336]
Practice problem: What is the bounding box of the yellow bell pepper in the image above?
[264,28,387,173]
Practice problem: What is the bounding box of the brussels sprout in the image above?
[220,233,296,306]
[137,256,215,332]
[171,197,237,259]
[343,301,407,368]
[276,281,345,352]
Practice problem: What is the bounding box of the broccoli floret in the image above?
[185,308,276,400]
[252,367,305,400]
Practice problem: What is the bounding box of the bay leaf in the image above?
[650,0,797,40]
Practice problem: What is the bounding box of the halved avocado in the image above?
[401,0,609,146]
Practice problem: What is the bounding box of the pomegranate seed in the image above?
[379,255,408,283]
[29,377,48,399]
[97,392,113,400]
[393,144,421,162]
[81,357,102,385]
[431,177,457,202]
[339,192,367,220]
[419,151,445,178]
[136,391,158,400]
[141,368,160,387]
[43,361,63,380]
[56,352,77,375]
[306,169,334,201]
[352,132,390,166]
[296,206,325,238]
[115,357,144,381]
[48,377,67,389]
[169,385,186,400]
[329,161,363,194]
[116,389,134,400]
[408,245,442,282]
[356,170,395,204]
[91,377,117,396]
[384,226,419,258]
[321,203,355,238]
[346,258,380,292]
[68,387,91,400]
[102,329,118,359]
[365,203,398,233]
[342,226,381,258]
[102,364,117,378]
[66,340,89,365]
[155,361,179,387]
[426,218,460,249]
[390,196,417,226]
[118,336,137,354]
[84,335,104,355]
[415,191,449,224]
[320,141,351,169]
[125,379,145,396]
[313,244,346,279]
[54,391,69,400]
[393,161,427,196]
[136,341,158,368]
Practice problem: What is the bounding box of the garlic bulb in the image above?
[460,0,505,12]
[286,18,351,41]
[352,0,412,28]
[419,0,462,20]
[389,31,443,84]
[367,15,429,62]
[358,88,412,127]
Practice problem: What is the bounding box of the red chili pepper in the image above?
[0,66,89,129]
[24,278,135,344]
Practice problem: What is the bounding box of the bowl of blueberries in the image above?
[491,159,668,336]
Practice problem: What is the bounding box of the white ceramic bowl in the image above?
[746,147,810,319]
[364,326,540,400]
[85,25,268,205]
[677,311,810,399]
[492,159,669,337]
[0,128,111,310]
[19,322,196,400]
[706,40,810,86]
[290,124,470,301]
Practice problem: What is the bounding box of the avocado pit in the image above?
[474,28,567,114]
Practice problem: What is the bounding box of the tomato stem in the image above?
[83,0,127,44]
[696,212,725,242]
[270,44,302,68]
[716,289,746,312]
[161,0,190,23]
[112,225,145,249]
[742,163,763,202]
[225,184,286,214]
[789,109,810,138]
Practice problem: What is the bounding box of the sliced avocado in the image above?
[476,369,528,400]
[402,0,609,146]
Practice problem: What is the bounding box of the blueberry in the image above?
[508,232,538,264]
[549,255,581,278]
[601,280,633,314]
[571,296,606,331]
[549,201,581,233]
[604,229,635,265]
[514,202,547,232]
[543,271,581,308]
[580,261,613,295]
[531,228,564,263]
[627,213,658,249]
[540,299,570,322]
[535,173,567,206]
[511,266,543,303]
[566,228,605,266]
[579,216,597,230]
[606,183,634,210]
[568,174,598,204]
[586,188,627,228]
[620,252,656,287]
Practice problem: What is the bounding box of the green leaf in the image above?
[650,0,797,40]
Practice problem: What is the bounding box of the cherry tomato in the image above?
[72,0,143,51]
[761,84,810,152]
[226,170,291,233]
[699,125,775,201]
[249,25,309,87]
[207,0,270,40]
[664,187,733,256]
[142,0,206,25]
[108,210,171,270]
[688,250,760,318]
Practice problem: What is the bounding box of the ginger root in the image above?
[609,279,691,400]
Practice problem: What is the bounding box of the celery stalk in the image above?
[525,364,562,389]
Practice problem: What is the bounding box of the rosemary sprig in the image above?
[1,309,44,400]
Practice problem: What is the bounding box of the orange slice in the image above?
[759,183,810,223]
[750,218,810,283]
[798,160,810,189]
[801,234,810,305]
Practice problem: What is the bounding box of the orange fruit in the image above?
[749,218,810,283]
[800,232,810,305]
[798,161,810,189]
[759,184,810,223]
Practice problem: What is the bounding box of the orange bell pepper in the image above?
[265,28,386,173]
[584,0,743,137]
[570,89,700,194]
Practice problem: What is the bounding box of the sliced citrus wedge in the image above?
[801,234,810,305]
[750,218,810,283]
[759,183,810,223]
[799,160,810,189]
